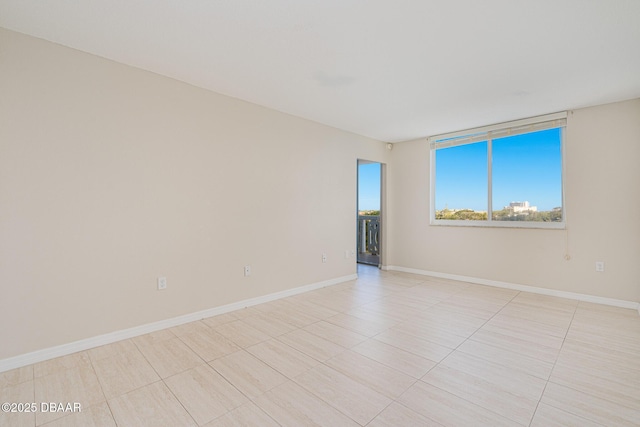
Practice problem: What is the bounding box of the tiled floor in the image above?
[2,265,640,426]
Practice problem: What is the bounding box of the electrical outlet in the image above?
[595,261,605,272]
[157,277,167,290]
[244,265,251,276]
[322,253,327,263]
[345,250,349,259]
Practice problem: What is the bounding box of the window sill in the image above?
[430,220,566,230]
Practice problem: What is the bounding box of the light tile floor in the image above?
[2,265,640,426]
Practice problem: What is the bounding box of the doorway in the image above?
[357,160,382,266]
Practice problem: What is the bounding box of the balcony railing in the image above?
[357,215,380,266]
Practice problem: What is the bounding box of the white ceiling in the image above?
[1,1,639,142]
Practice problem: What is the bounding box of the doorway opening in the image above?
[357,161,382,267]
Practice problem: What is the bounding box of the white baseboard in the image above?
[0,274,357,374]
[387,265,640,311]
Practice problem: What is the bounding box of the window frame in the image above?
[429,112,566,229]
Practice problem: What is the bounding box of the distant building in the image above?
[505,201,537,213]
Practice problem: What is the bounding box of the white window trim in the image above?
[429,112,567,229]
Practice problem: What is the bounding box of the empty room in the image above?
[1,1,639,426]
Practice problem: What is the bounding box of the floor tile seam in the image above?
[392,311,486,339]
[553,352,640,376]
[478,324,566,351]
[413,378,529,427]
[537,394,619,427]
[452,341,552,382]
[346,304,404,322]
[30,367,36,411]
[0,374,34,391]
[362,397,399,427]
[5,374,37,426]
[447,288,522,355]
[530,300,580,427]
[433,288,500,309]
[321,348,421,400]
[104,375,166,399]
[33,355,108,405]
[90,345,153,371]
[498,310,576,325]
[562,333,640,352]
[468,327,564,362]
[433,286,553,424]
[534,405,609,427]
[33,353,92,380]
[287,302,342,322]
[234,397,284,427]
[177,341,239,366]
[207,353,285,410]
[386,296,444,309]
[171,339,211,368]
[170,319,215,336]
[489,309,574,331]
[205,356,263,399]
[442,287,519,303]
[284,371,379,427]
[85,351,127,405]
[219,332,273,350]
[29,364,35,385]
[133,335,208,383]
[301,298,356,313]
[0,381,35,402]
[406,320,487,340]
[423,377,537,426]
[215,317,268,335]
[565,328,640,346]
[545,376,640,411]
[564,308,637,319]
[438,347,552,387]
[202,317,239,330]
[250,324,299,341]
[367,329,455,364]
[301,323,368,351]
[571,306,640,318]
[269,334,328,365]
[426,357,547,407]
[102,376,166,423]
[339,312,401,332]
[548,301,579,375]
[344,311,409,328]
[322,316,389,338]
[567,327,640,343]
[370,305,444,324]
[527,374,551,427]
[390,399,446,427]
[35,401,115,427]
[160,374,207,426]
[348,341,433,380]
[245,333,322,375]
[109,379,196,426]
[417,300,497,324]
[479,325,569,344]
[510,294,580,308]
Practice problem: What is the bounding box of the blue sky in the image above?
[358,163,380,210]
[435,128,562,211]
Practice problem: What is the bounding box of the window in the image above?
[430,113,565,228]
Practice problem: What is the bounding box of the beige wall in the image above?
[0,28,389,360]
[388,98,640,303]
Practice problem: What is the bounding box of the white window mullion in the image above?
[487,138,493,222]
